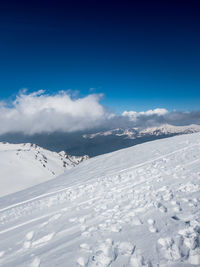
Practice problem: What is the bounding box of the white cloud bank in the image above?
[0,90,109,135]
[122,108,168,121]
[0,90,199,135]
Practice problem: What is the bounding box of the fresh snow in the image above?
[0,142,88,197]
[0,133,200,266]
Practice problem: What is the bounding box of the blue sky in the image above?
[0,0,200,113]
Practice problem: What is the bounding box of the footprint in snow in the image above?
[77,239,136,267]
[80,243,91,251]
[79,216,86,224]
[117,241,135,256]
[77,239,116,267]
[149,225,158,233]
[110,223,122,233]
[131,216,143,226]
[129,249,152,267]
[156,202,167,213]
[69,217,78,223]
[171,200,182,212]
[157,237,182,261]
[179,221,200,251]
[26,231,34,241]
[23,231,34,249]
[81,226,97,237]
[77,256,89,267]
[147,219,158,233]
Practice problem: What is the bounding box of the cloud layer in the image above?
[0,90,200,135]
[121,109,200,128]
[122,108,168,120]
[0,91,109,135]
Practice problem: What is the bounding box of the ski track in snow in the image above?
[0,134,200,266]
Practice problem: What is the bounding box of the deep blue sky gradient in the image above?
[0,0,200,112]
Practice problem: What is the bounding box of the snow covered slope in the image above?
[0,142,88,197]
[0,133,200,266]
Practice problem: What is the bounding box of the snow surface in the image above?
[0,133,200,266]
[0,142,88,197]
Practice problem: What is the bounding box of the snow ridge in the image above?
[0,142,88,197]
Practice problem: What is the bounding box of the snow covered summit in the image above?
[0,133,200,266]
[0,142,88,197]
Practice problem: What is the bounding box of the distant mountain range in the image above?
[83,124,200,139]
[0,124,200,158]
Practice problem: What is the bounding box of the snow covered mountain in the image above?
[83,124,200,139]
[2,124,200,158]
[0,142,88,197]
[0,133,200,266]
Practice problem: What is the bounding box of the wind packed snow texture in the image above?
[0,133,200,266]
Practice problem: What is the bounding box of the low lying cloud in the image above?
[0,90,110,135]
[122,108,168,120]
[0,90,200,135]
[121,109,200,128]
